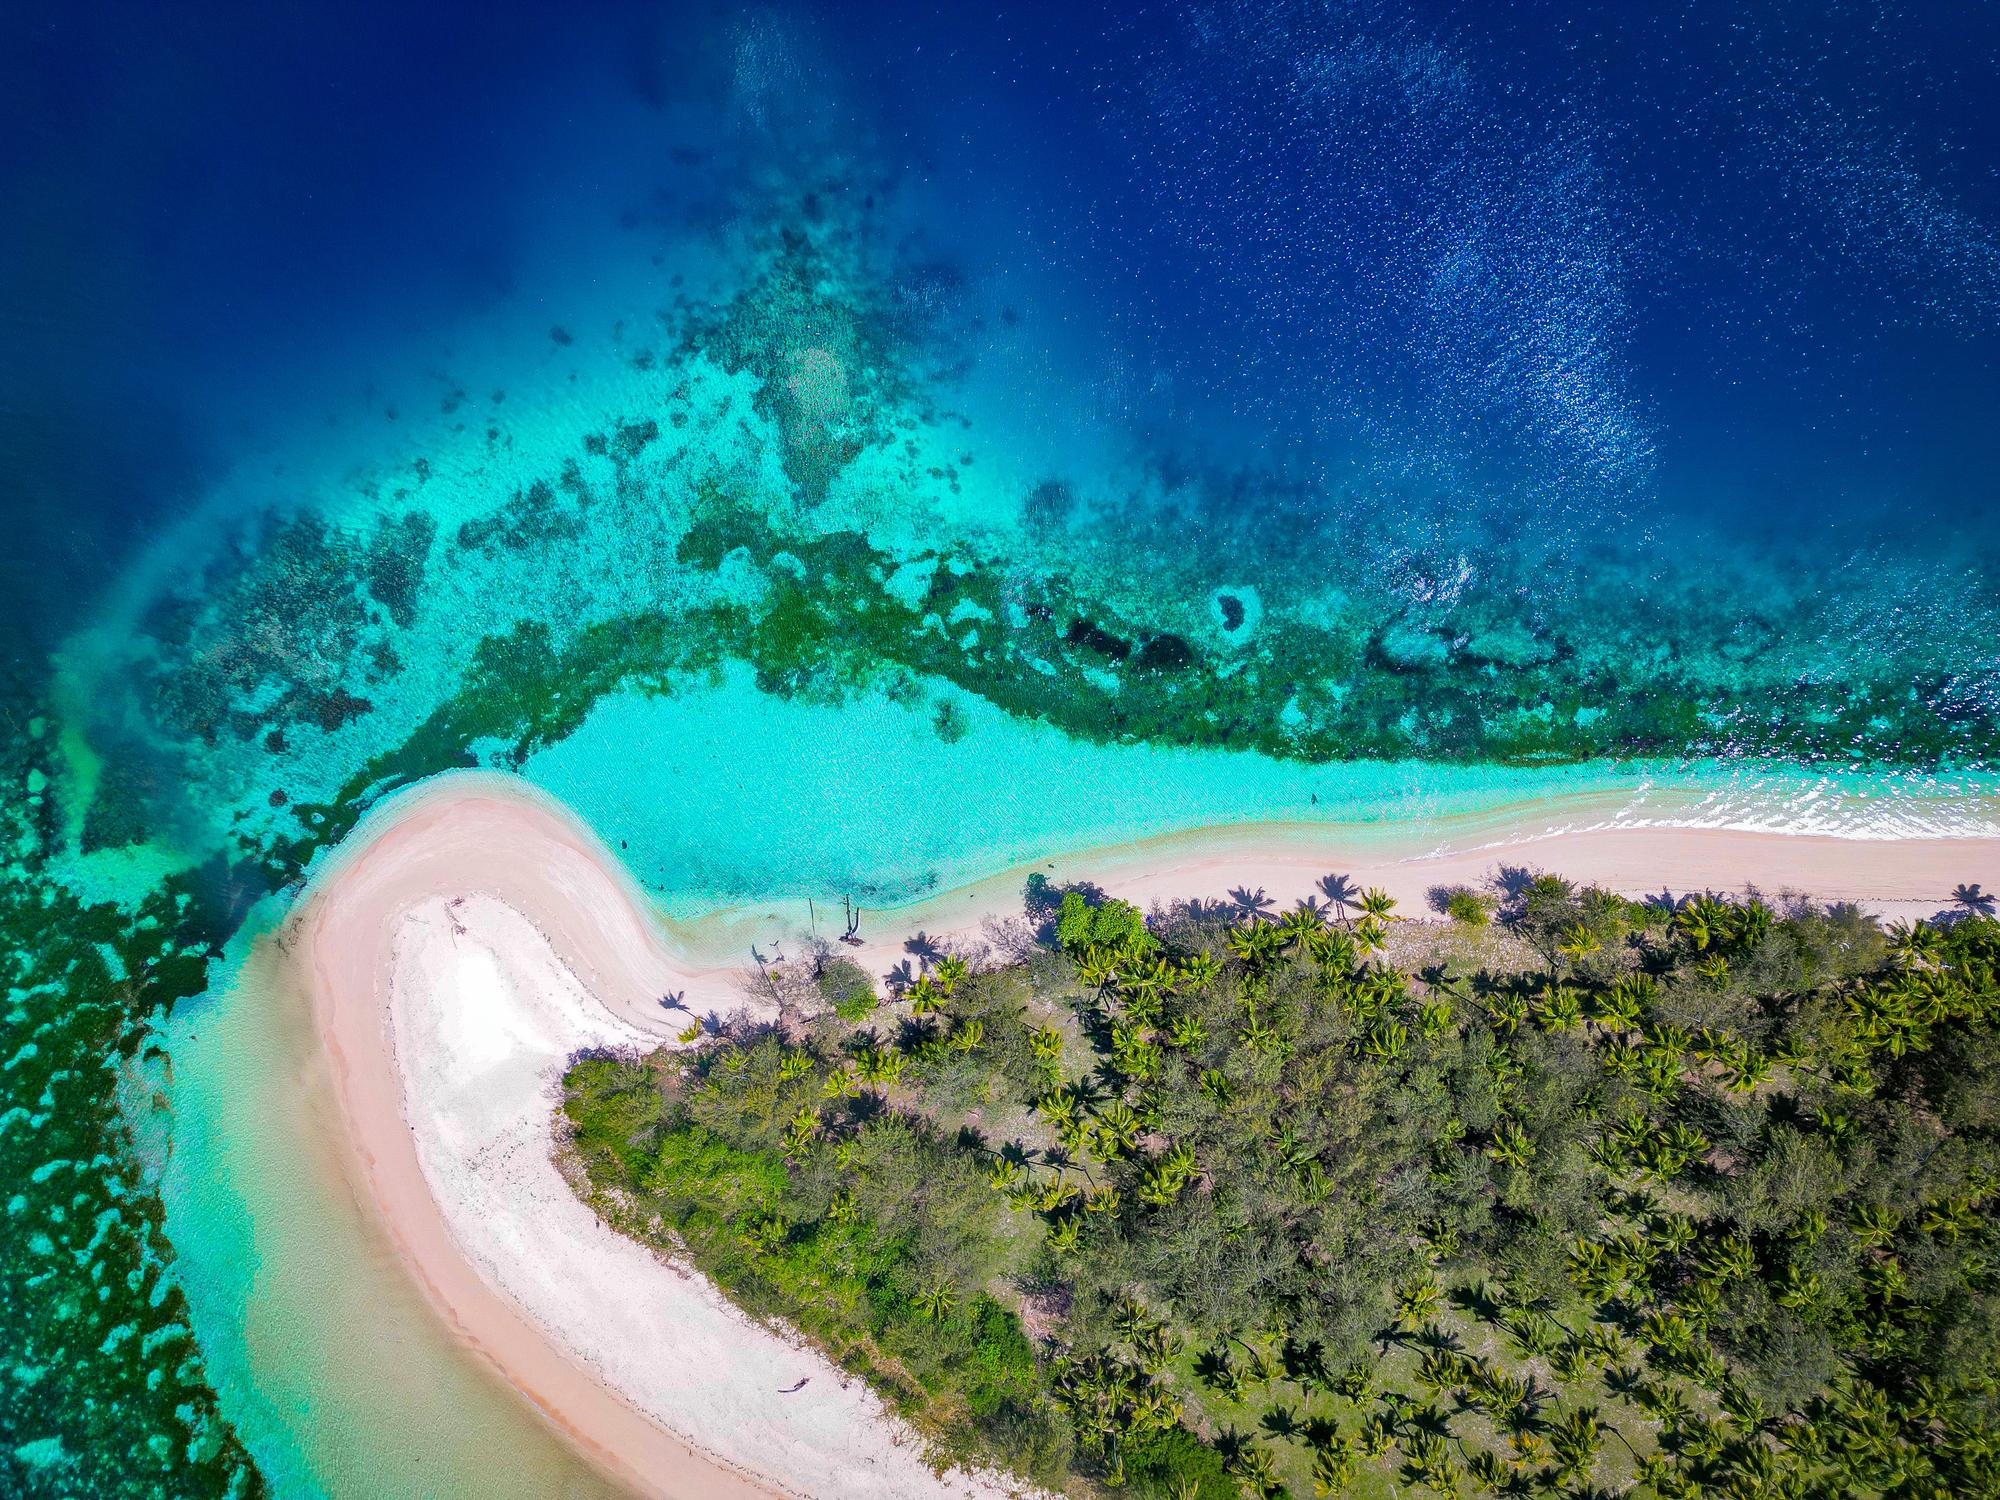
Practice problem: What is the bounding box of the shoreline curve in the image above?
[294,769,2000,1499]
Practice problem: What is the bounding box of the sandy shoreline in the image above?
[296,770,2000,1500]
[670,809,2000,972]
[296,777,1022,1500]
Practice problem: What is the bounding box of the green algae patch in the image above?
[0,710,263,1500]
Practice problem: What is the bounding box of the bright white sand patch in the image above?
[299,776,1029,1500]
[385,897,1010,1500]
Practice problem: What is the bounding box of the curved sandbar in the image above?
[296,773,1022,1500]
[296,770,2000,1499]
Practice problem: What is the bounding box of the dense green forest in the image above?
[563,873,2000,1499]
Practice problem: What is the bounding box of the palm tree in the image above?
[1538,983,1583,1031]
[1136,1142,1199,1207]
[1673,896,1722,952]
[856,1045,905,1090]
[1544,1408,1608,1496]
[1122,956,1173,1013]
[1638,1309,1694,1359]
[1359,1410,1397,1459]
[1309,1434,1356,1496]
[781,1104,820,1158]
[1723,1439,1784,1495]
[1557,923,1604,972]
[1092,1100,1142,1157]
[1887,918,1944,971]
[1236,1009,1283,1056]
[1418,998,1455,1041]
[905,975,944,1015]
[1279,898,1328,946]
[1362,1017,1410,1065]
[1488,1119,1535,1168]
[1719,1039,1772,1093]
[1226,920,1287,970]
[1568,1238,1622,1301]
[739,1214,790,1258]
[1485,989,1531,1036]
[1399,1430,1461,1495]
[1074,951,1118,996]
[1640,1120,1709,1182]
[1784,1272,1832,1312]
[1592,976,1651,1033]
[1922,1194,1979,1243]
[1648,1210,1696,1256]
[1698,1232,1756,1282]
[1306,926,1358,972]
[1849,1202,1901,1248]
[1032,1173,1081,1214]
[777,1049,813,1082]
[1034,1085,1082,1133]
[1395,1273,1445,1332]
[1226,1440,1280,1496]
[1501,1307,1562,1359]
[1177,951,1220,991]
[1415,1349,1468,1398]
[1360,887,1398,922]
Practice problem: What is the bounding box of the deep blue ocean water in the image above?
[7,0,1997,661]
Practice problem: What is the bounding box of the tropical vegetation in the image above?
[564,874,2000,1498]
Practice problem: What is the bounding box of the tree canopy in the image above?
[563,879,2000,1499]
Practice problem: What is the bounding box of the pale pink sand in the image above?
[296,776,1025,1500]
[297,771,1998,1499]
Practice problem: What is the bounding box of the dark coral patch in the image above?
[1064,618,1131,661]
[1133,633,1195,673]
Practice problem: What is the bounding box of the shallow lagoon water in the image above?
[157,909,619,1499]
[527,672,2000,919]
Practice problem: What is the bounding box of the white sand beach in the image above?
[295,771,2000,1499]
[296,778,1029,1500]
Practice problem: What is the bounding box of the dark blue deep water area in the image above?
[8,2,1998,651]
[4,0,1999,855]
